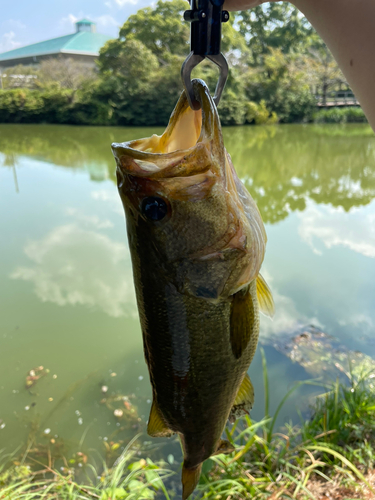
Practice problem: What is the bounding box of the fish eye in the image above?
[141,197,168,221]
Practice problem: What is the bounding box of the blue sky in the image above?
[0,0,155,53]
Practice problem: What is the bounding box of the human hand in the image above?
[224,0,278,12]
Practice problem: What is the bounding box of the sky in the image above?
[0,0,156,53]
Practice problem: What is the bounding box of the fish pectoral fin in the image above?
[212,439,235,456]
[147,400,174,438]
[256,273,275,318]
[182,463,202,500]
[229,373,254,423]
[230,284,254,359]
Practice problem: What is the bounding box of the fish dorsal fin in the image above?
[182,463,202,500]
[147,400,174,438]
[256,273,275,318]
[229,373,254,423]
[230,285,255,359]
[212,439,235,456]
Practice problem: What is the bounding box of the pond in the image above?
[1,123,375,470]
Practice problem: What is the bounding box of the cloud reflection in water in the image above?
[298,200,375,258]
[11,224,136,317]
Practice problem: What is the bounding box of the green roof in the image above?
[0,31,112,62]
[76,19,96,25]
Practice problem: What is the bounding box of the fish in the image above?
[112,79,274,500]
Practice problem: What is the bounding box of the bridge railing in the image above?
[315,93,359,107]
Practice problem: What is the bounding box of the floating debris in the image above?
[25,366,50,389]
[0,420,5,429]
[101,385,108,393]
[100,393,141,429]
[43,428,51,435]
[110,372,117,377]
[272,325,375,381]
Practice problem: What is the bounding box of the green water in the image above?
[1,123,375,467]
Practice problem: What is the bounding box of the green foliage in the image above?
[237,4,314,65]
[2,355,375,499]
[0,0,365,126]
[0,438,173,500]
[98,39,159,82]
[119,0,189,61]
[246,100,278,125]
[199,352,375,500]
[218,90,247,125]
[314,107,368,124]
[245,48,316,123]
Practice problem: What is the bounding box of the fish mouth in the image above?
[112,79,224,180]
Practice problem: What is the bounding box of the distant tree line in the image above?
[0,0,367,126]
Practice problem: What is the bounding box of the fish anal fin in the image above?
[229,373,254,423]
[147,400,174,438]
[182,463,202,500]
[256,273,275,318]
[230,285,254,359]
[212,439,235,456]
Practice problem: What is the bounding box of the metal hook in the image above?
[181,0,229,110]
[181,52,229,110]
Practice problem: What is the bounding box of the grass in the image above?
[198,350,375,500]
[0,434,174,500]
[2,351,375,499]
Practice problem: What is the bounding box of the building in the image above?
[0,20,112,69]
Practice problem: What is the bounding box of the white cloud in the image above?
[91,189,124,215]
[59,14,78,31]
[103,0,139,10]
[298,201,375,258]
[65,207,114,229]
[94,14,119,29]
[0,31,21,53]
[258,270,322,343]
[11,224,136,318]
[1,19,26,30]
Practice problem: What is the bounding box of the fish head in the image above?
[112,79,266,300]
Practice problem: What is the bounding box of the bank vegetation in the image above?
[0,1,367,126]
[2,351,375,499]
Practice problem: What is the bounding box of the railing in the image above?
[315,93,360,107]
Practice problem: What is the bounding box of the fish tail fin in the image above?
[182,462,202,500]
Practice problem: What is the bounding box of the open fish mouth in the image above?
[111,79,224,182]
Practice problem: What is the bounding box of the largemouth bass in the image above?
[112,79,274,499]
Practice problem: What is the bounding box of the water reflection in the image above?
[11,224,136,317]
[225,125,375,223]
[1,124,374,224]
[1,122,374,466]
[298,200,375,258]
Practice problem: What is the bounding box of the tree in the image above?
[37,57,96,90]
[237,4,314,65]
[98,39,159,84]
[119,0,189,62]
[244,48,315,122]
[303,43,348,105]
